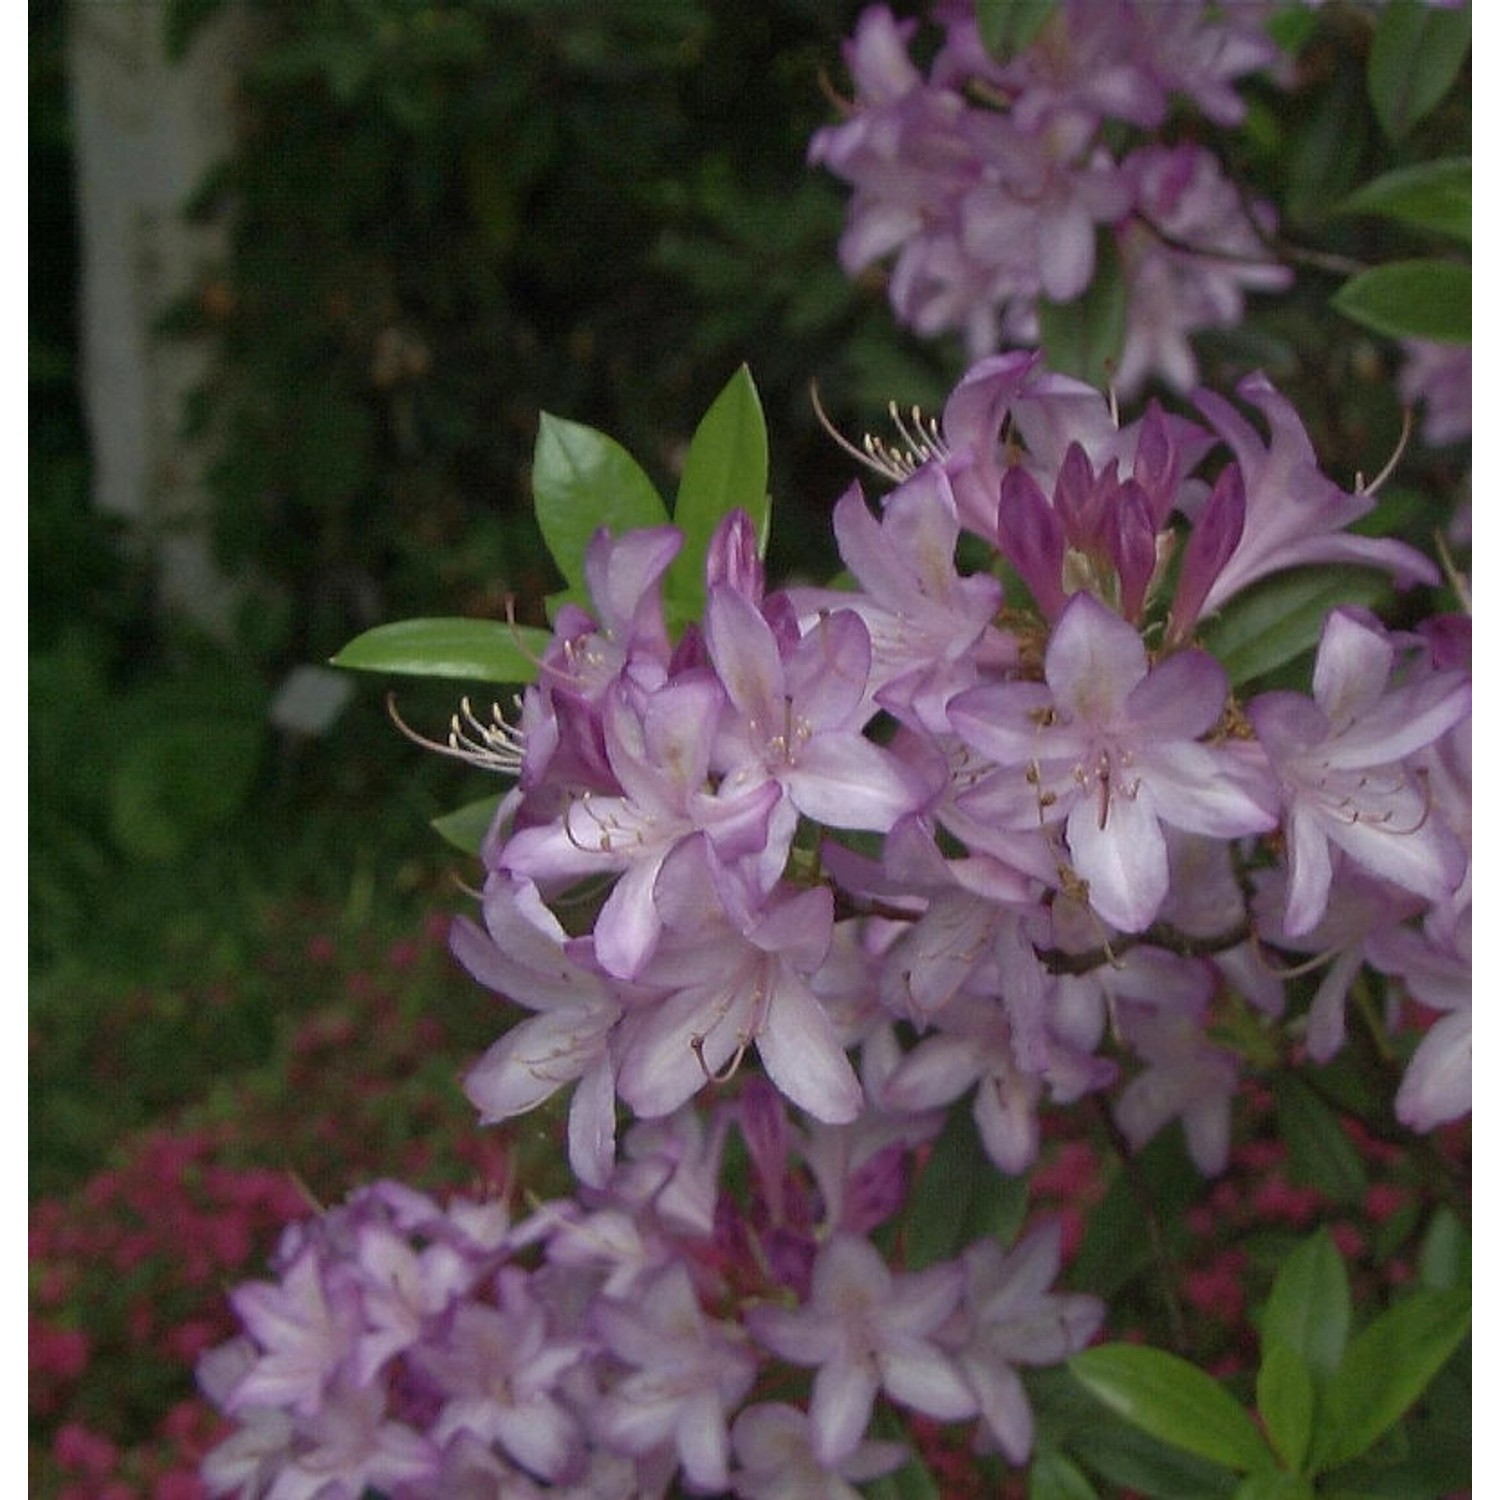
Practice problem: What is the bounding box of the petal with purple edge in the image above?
[757,971,864,1124]
[1395,1010,1471,1132]
[811,1356,882,1465]
[1065,787,1168,933]
[882,1341,978,1421]
[1045,593,1147,722]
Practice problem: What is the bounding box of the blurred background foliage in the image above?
[30,0,1467,1200]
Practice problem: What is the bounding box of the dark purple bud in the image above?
[737,1076,791,1224]
[669,619,710,676]
[1105,481,1158,624]
[761,590,803,656]
[1132,401,1180,529]
[996,465,1068,619]
[705,508,765,601]
[1052,442,1099,548]
[1168,462,1245,646]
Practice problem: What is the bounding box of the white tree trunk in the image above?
[67,0,253,637]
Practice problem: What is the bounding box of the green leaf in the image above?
[1336,160,1471,244]
[666,364,769,622]
[1284,60,1373,230]
[1257,1339,1315,1474]
[1331,261,1470,344]
[1069,1345,1275,1474]
[1312,1287,1471,1472]
[1037,232,1127,390]
[1367,0,1470,142]
[1199,567,1391,689]
[977,0,1059,56]
[1067,1418,1240,1499]
[1029,1447,1101,1500]
[531,413,670,596]
[331,618,550,684]
[900,1099,1030,1270]
[1232,1475,1314,1500]
[1270,1075,1369,1208]
[1416,1208,1470,1291]
[110,718,263,862]
[1260,1229,1351,1379]
[430,794,503,856]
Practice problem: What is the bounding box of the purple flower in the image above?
[1115,145,1291,397]
[1248,608,1469,937]
[947,1222,1104,1462]
[793,471,1011,736]
[452,874,624,1188]
[499,672,782,979]
[1369,874,1471,1131]
[704,584,933,831]
[729,1401,907,1499]
[951,592,1277,932]
[1191,374,1441,615]
[747,1233,975,1464]
[1114,996,1240,1174]
[615,837,864,1125]
[410,1268,587,1482]
[1399,339,1471,447]
[590,1261,759,1493]
[224,1245,361,1417]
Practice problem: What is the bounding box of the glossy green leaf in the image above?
[977,0,1058,56]
[1336,159,1470,244]
[1331,261,1470,344]
[667,364,769,621]
[1313,1287,1471,1472]
[1260,1229,1351,1379]
[1199,567,1390,688]
[1037,232,1127,390]
[532,413,670,596]
[1029,1447,1100,1500]
[1270,1075,1368,1208]
[1069,1345,1275,1474]
[1257,1339,1315,1474]
[430,794,503,855]
[331,618,551,683]
[1067,1418,1240,1499]
[1368,0,1470,142]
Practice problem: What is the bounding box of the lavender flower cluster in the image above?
[445,352,1468,1188]
[199,1086,1103,1497]
[202,351,1469,1496]
[811,0,1293,395]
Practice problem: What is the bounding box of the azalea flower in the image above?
[452,873,624,1188]
[1248,608,1469,937]
[729,1401,907,1499]
[946,1222,1104,1462]
[615,837,864,1126]
[951,591,1277,932]
[589,1261,759,1493]
[747,1232,975,1464]
[1191,375,1441,615]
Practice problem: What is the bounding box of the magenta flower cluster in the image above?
[450,352,1467,1187]
[198,1087,1102,1497]
[810,0,1292,394]
[203,350,1469,1495]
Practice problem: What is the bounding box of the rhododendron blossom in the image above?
[205,331,1468,1492]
